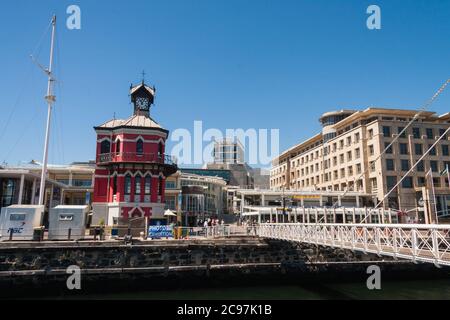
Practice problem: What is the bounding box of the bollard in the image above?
[68,228,72,240]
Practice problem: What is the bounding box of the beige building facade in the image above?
[270,108,450,216]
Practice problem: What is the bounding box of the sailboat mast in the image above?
[38,15,57,206]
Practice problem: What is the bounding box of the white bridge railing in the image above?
[256,223,450,267]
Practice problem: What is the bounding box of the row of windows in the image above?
[386,160,450,173]
[100,139,163,155]
[384,142,449,156]
[386,176,449,189]
[382,126,448,140]
[118,175,163,196]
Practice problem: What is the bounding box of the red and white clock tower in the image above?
[92,81,177,225]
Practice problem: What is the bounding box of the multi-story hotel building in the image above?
[270,108,450,215]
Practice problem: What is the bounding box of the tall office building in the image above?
[270,108,450,216]
[212,138,244,164]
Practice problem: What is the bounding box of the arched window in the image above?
[124,174,131,195]
[135,175,141,195]
[113,175,117,195]
[100,140,110,154]
[145,175,151,195]
[116,139,121,153]
[136,138,144,155]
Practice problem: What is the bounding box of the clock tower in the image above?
[91,79,177,227]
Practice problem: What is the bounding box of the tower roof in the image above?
[95,114,163,130]
[130,82,155,96]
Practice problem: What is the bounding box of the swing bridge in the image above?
[246,209,450,266]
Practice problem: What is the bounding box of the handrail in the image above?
[97,152,177,165]
[256,223,450,266]
[260,222,450,230]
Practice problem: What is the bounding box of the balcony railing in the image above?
[97,152,177,165]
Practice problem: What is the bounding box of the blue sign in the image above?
[148,225,173,239]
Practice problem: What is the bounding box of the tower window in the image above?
[136,139,144,155]
[116,139,121,153]
[135,175,142,195]
[100,140,110,154]
[145,175,151,195]
[124,174,131,195]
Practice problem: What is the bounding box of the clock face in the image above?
[136,97,149,110]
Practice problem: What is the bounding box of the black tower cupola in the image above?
[130,81,156,117]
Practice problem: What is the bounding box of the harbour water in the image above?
[60,278,450,300]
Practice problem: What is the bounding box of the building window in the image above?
[398,127,406,138]
[414,143,423,155]
[426,128,433,139]
[385,143,393,154]
[113,176,117,195]
[135,175,141,195]
[399,143,408,155]
[347,151,352,161]
[100,140,110,154]
[339,154,344,164]
[116,139,121,153]
[369,145,374,156]
[355,148,360,158]
[439,128,447,140]
[370,161,375,172]
[386,159,395,171]
[430,161,438,172]
[386,176,397,190]
[429,145,436,156]
[125,174,131,195]
[442,145,449,156]
[348,166,353,176]
[417,177,426,187]
[412,127,421,139]
[402,177,413,188]
[158,142,163,157]
[401,159,410,171]
[368,129,374,139]
[417,160,424,172]
[356,163,362,174]
[382,126,391,137]
[433,178,440,188]
[355,133,360,143]
[136,139,144,155]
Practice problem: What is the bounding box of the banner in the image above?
[148,225,173,239]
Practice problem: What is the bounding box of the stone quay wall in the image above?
[0,237,447,298]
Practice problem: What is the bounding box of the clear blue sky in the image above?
[0,0,449,167]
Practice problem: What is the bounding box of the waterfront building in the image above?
[270,108,450,218]
[91,81,178,225]
[180,173,227,226]
[0,161,94,210]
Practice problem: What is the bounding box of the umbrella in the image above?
[164,209,177,217]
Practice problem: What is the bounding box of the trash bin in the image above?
[33,227,44,241]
